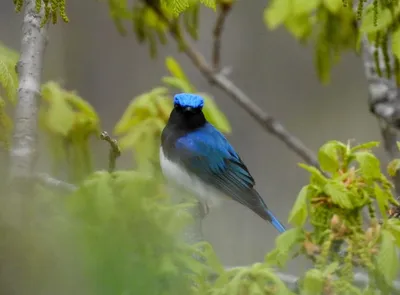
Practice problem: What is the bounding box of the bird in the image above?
[159,93,286,233]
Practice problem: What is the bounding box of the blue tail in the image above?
[267,209,286,233]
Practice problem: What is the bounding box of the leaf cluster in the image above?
[40,81,101,183]
[103,0,215,58]
[0,43,18,149]
[13,0,69,25]
[266,140,400,294]
[264,0,400,85]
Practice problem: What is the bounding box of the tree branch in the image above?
[359,6,400,206]
[212,3,232,71]
[9,0,48,181]
[145,2,320,170]
[35,173,77,193]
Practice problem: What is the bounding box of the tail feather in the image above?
[266,209,286,233]
[247,192,286,233]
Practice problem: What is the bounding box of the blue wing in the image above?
[174,123,259,208]
[172,123,286,233]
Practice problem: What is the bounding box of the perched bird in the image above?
[160,93,286,233]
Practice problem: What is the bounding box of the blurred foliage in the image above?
[266,140,400,294]
[13,0,69,25]
[264,0,400,85]
[0,43,18,149]
[114,55,230,173]
[102,0,214,58]
[40,81,101,184]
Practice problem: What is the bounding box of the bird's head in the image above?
[168,93,206,130]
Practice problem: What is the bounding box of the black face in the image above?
[167,103,206,131]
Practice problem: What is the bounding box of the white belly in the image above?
[159,147,223,208]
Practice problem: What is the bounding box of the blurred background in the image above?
[0,0,386,274]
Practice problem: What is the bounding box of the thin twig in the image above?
[145,2,320,170]
[212,3,232,71]
[100,131,121,173]
[9,0,48,181]
[35,173,77,193]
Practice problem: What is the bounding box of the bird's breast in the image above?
[159,147,223,207]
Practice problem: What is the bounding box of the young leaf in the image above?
[298,163,327,185]
[318,140,345,173]
[302,269,324,295]
[388,158,400,177]
[288,185,309,226]
[354,151,381,179]
[165,56,190,83]
[162,76,194,93]
[323,0,342,13]
[374,183,389,220]
[360,7,393,33]
[198,92,231,133]
[264,0,291,29]
[350,141,380,152]
[376,230,399,285]
[324,181,353,209]
[46,94,75,136]
[292,0,320,15]
[385,218,400,247]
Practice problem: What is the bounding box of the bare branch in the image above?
[146,2,320,169]
[100,131,121,173]
[9,0,48,181]
[35,173,77,193]
[212,3,232,71]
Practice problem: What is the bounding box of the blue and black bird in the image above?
[160,93,286,233]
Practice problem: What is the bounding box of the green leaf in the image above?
[385,218,400,247]
[322,262,339,276]
[162,76,194,93]
[354,151,381,179]
[198,92,231,133]
[266,228,303,267]
[302,269,324,295]
[360,7,393,33]
[397,142,400,151]
[376,230,399,284]
[387,158,400,177]
[292,0,320,15]
[47,94,75,136]
[323,0,342,13]
[392,27,400,61]
[288,185,309,226]
[318,140,346,173]
[298,163,327,185]
[374,183,389,220]
[165,56,190,83]
[315,39,331,84]
[350,141,380,152]
[264,0,291,29]
[199,0,216,11]
[324,181,353,209]
[284,15,313,40]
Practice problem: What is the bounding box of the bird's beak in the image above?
[184,106,193,112]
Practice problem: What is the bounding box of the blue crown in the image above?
[174,93,204,109]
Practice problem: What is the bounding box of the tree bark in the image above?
[9,0,47,181]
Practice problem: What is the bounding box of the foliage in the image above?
[266,140,400,294]
[13,0,69,25]
[102,0,215,58]
[40,81,101,183]
[0,43,18,149]
[114,55,230,173]
[264,0,400,85]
